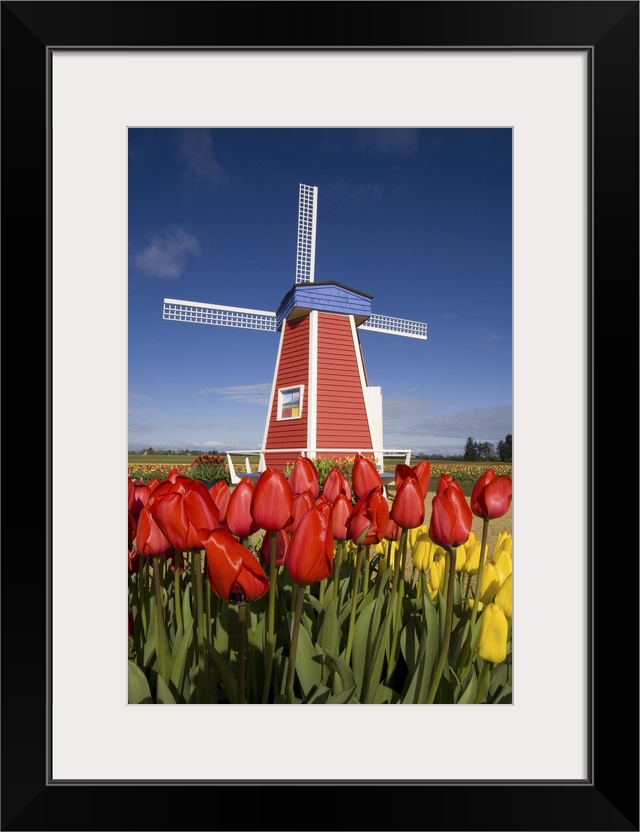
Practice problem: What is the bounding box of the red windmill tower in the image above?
[162,184,428,474]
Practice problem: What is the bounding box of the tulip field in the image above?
[128,455,513,704]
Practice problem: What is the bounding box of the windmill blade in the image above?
[295,183,318,284]
[360,313,428,340]
[163,299,277,331]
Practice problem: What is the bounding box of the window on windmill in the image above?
[278,386,303,420]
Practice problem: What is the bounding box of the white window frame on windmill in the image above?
[277,385,304,421]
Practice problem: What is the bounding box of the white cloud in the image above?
[134,228,200,278]
[384,400,512,442]
[202,383,272,405]
[176,129,227,187]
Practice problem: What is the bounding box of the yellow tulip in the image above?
[408,524,428,550]
[411,531,434,571]
[495,573,512,619]
[463,540,488,575]
[427,557,445,599]
[478,562,501,605]
[492,547,512,584]
[476,603,508,663]
[453,544,466,572]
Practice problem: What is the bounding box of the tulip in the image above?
[149,483,220,553]
[329,493,352,542]
[209,479,231,524]
[426,555,446,599]
[346,486,389,546]
[471,469,513,520]
[491,545,513,585]
[476,603,509,664]
[322,467,353,503]
[250,467,294,531]
[495,573,512,619]
[477,562,501,605]
[135,505,174,557]
[286,501,334,586]
[390,476,425,529]
[288,454,320,499]
[352,453,382,500]
[428,477,473,549]
[259,527,290,568]
[435,473,464,495]
[384,517,403,541]
[394,458,430,498]
[288,491,316,536]
[203,528,270,604]
[225,478,260,539]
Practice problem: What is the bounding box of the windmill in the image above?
[163,184,427,473]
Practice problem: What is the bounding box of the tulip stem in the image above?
[285,583,305,703]
[386,530,408,683]
[426,546,457,704]
[332,541,343,606]
[173,550,183,633]
[193,550,206,677]
[344,545,365,665]
[475,659,492,703]
[262,533,277,704]
[362,547,371,595]
[138,556,148,639]
[470,518,490,632]
[237,603,247,704]
[152,557,169,682]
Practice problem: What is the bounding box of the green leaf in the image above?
[128,661,153,704]
[204,638,237,703]
[170,619,194,695]
[306,685,331,704]
[404,590,440,704]
[293,623,323,698]
[327,685,359,704]
[372,683,400,704]
[323,651,356,691]
[316,597,340,656]
[350,599,377,696]
[489,661,508,696]
[155,674,176,704]
[400,615,420,674]
[457,667,478,704]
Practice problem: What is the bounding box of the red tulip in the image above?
[286,501,334,585]
[288,455,320,499]
[259,528,290,567]
[250,468,294,531]
[209,480,231,523]
[390,476,425,529]
[470,469,513,520]
[412,459,431,498]
[352,453,382,500]
[203,528,270,604]
[346,486,389,546]
[321,467,353,503]
[288,491,316,535]
[428,479,473,549]
[225,478,260,538]
[329,493,352,541]
[436,473,464,496]
[149,478,220,552]
[135,505,174,557]
[384,517,403,542]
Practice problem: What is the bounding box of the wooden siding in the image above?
[316,313,373,449]
[264,316,310,458]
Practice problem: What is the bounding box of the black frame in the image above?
[2,2,638,830]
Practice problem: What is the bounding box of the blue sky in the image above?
[128,128,512,457]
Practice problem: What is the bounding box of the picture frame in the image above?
[2,1,638,830]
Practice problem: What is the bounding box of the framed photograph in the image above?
[3,1,637,830]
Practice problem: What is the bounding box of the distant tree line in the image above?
[129,447,220,456]
[462,434,512,463]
